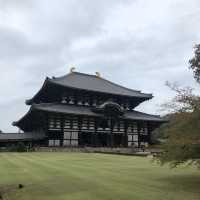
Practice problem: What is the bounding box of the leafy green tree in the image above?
[156,45,200,168]
[189,44,200,83]
[151,114,174,144]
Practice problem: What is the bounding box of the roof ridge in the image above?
[49,71,73,80]
[53,71,101,80]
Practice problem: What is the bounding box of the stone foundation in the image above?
[34,147,152,156]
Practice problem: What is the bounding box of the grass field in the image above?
[0,153,199,200]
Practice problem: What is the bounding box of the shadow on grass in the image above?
[158,174,200,194]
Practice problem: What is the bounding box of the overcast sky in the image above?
[0,0,200,132]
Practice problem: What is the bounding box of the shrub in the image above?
[16,142,27,152]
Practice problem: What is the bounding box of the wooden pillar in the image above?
[147,122,153,145]
[124,120,128,147]
[137,121,141,148]
[94,118,98,147]
[78,116,82,147]
[88,118,93,147]
[110,118,114,148]
[60,114,64,147]
[45,113,49,147]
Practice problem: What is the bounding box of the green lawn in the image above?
[0,153,199,200]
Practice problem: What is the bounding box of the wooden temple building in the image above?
[1,70,165,148]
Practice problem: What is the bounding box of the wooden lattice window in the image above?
[48,115,61,130]
[63,131,78,146]
[72,117,78,129]
[64,118,71,129]
[48,139,60,147]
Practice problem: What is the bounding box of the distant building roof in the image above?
[0,132,46,141]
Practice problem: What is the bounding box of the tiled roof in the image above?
[0,132,46,141]
[50,72,152,98]
[34,103,164,122]
[14,103,165,129]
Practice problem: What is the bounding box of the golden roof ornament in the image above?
[95,72,101,77]
[70,67,75,73]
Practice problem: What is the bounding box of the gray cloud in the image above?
[0,0,200,132]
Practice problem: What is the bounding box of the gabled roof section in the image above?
[32,103,164,122]
[26,77,49,105]
[14,103,166,131]
[26,71,153,105]
[50,72,152,98]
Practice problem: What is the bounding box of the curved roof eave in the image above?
[32,103,166,122]
[12,104,38,127]
[13,103,167,131]
[25,77,50,105]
